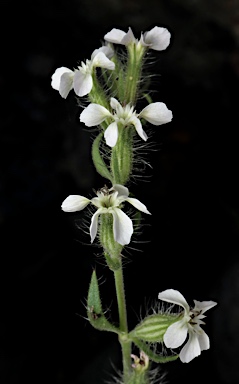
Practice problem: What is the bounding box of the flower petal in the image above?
[104,122,119,147]
[51,67,73,90]
[121,27,136,45]
[112,184,129,198]
[198,330,210,351]
[59,71,74,98]
[130,116,148,141]
[104,28,126,44]
[73,71,93,96]
[61,195,90,212]
[80,103,111,127]
[140,102,173,125]
[91,52,115,70]
[111,207,133,245]
[92,45,114,59]
[158,289,190,312]
[179,332,201,363]
[193,300,217,314]
[143,27,171,51]
[110,97,122,111]
[90,209,101,243]
[126,197,151,214]
[163,319,188,348]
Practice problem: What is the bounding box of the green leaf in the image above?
[131,337,179,363]
[91,132,113,182]
[87,269,119,334]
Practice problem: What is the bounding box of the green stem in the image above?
[114,261,132,381]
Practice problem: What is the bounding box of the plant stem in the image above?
[114,260,132,381]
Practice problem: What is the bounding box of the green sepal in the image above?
[87,269,119,334]
[104,252,121,271]
[129,313,180,342]
[91,132,113,182]
[130,337,179,363]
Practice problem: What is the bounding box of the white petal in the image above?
[61,195,90,212]
[92,45,114,59]
[73,71,93,96]
[112,184,129,198]
[90,196,102,209]
[179,332,201,363]
[158,289,190,312]
[126,197,151,214]
[143,27,171,51]
[104,28,126,44]
[193,300,217,314]
[110,97,121,111]
[90,209,101,243]
[111,208,133,245]
[80,104,111,127]
[51,67,73,90]
[121,27,136,45]
[104,122,119,147]
[92,52,115,70]
[198,330,210,351]
[130,116,148,141]
[59,71,74,98]
[140,102,173,125]
[163,319,188,348]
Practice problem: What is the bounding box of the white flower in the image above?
[80,97,172,147]
[51,46,115,98]
[158,289,217,363]
[104,26,171,51]
[61,184,151,246]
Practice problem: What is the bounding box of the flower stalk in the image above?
[115,266,132,381]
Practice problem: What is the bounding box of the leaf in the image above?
[87,269,119,334]
[91,132,113,182]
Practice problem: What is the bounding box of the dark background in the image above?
[1,0,239,383]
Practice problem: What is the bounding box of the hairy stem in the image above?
[114,261,132,381]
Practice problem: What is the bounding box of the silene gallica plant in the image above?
[51,26,217,384]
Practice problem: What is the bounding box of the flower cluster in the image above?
[51,24,217,382]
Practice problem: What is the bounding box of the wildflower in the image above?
[51,46,115,98]
[158,289,217,363]
[104,26,171,51]
[80,97,172,147]
[61,184,151,246]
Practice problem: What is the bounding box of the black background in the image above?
[1,1,239,383]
